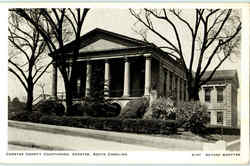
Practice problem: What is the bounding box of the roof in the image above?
[51,28,150,55]
[202,70,237,80]
[201,70,239,87]
[50,28,184,70]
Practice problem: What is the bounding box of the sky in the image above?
[8,8,241,102]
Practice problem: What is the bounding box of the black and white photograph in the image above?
[4,4,249,164]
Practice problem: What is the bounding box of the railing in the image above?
[32,94,52,105]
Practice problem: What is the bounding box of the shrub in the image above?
[28,111,42,123]
[142,107,153,120]
[8,98,26,114]
[143,97,176,120]
[39,115,62,125]
[8,111,29,121]
[206,125,240,135]
[12,97,20,103]
[8,103,26,113]
[176,101,210,135]
[39,116,178,135]
[68,103,88,116]
[105,103,121,117]
[119,98,149,119]
[8,110,42,123]
[86,102,121,117]
[35,99,65,116]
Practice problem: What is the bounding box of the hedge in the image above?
[119,98,148,119]
[8,111,42,123]
[206,125,240,135]
[39,116,178,135]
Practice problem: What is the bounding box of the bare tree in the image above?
[13,8,90,113]
[8,10,52,111]
[130,9,241,101]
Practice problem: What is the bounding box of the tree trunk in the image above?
[187,76,200,101]
[188,86,200,101]
[26,85,34,111]
[64,81,73,114]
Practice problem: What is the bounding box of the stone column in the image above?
[67,64,72,80]
[51,64,57,99]
[85,61,92,98]
[77,78,81,97]
[104,59,110,97]
[123,58,130,97]
[144,54,152,96]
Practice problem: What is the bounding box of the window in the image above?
[217,87,224,103]
[204,88,211,102]
[217,112,223,124]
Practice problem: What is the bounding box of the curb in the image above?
[9,120,205,150]
[227,139,240,147]
[8,141,70,151]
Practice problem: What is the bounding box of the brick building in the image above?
[50,28,238,127]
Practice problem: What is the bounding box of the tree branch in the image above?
[8,66,28,91]
[130,9,180,55]
[34,61,53,84]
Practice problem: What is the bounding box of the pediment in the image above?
[79,38,130,53]
[54,28,148,55]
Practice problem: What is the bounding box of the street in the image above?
[8,127,165,151]
[8,144,42,151]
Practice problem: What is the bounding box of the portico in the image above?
[52,53,152,99]
[50,28,188,108]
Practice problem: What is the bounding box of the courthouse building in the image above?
[50,28,239,128]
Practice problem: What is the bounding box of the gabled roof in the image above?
[89,28,149,45]
[51,28,150,55]
[50,28,184,70]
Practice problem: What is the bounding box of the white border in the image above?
[2,2,249,164]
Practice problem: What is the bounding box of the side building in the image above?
[199,70,239,128]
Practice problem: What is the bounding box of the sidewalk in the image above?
[9,127,164,151]
[9,120,210,151]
